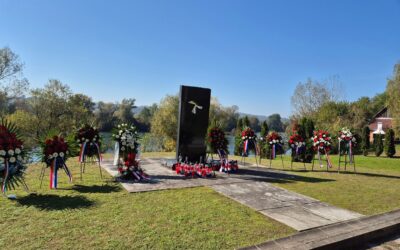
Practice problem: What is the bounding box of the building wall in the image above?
[369,118,393,141]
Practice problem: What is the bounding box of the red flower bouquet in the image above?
[241,127,257,141]
[288,134,305,149]
[0,120,27,194]
[42,135,72,189]
[312,130,332,152]
[207,126,228,154]
[266,132,283,145]
[175,162,214,178]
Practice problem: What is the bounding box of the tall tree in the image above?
[267,113,284,132]
[0,47,29,116]
[386,63,400,138]
[94,101,118,131]
[114,98,136,124]
[135,104,158,132]
[234,118,244,155]
[68,93,95,127]
[291,77,342,117]
[260,120,269,137]
[150,95,179,151]
[248,116,261,132]
[29,79,72,138]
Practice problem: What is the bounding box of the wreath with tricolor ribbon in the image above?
[241,127,258,156]
[0,119,27,195]
[266,132,284,159]
[75,124,102,163]
[41,135,72,189]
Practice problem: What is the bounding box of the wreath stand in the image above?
[311,149,333,171]
[2,171,29,196]
[241,141,259,167]
[290,147,306,170]
[39,163,72,189]
[338,142,356,173]
[80,156,103,180]
[268,151,285,169]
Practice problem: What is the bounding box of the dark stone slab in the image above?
[176,85,211,162]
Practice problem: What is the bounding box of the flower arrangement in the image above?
[266,132,283,145]
[207,126,228,154]
[0,120,27,194]
[112,123,149,181]
[175,162,214,178]
[312,130,332,152]
[41,135,72,189]
[75,124,102,162]
[241,127,257,141]
[112,123,139,156]
[117,151,150,181]
[338,127,356,143]
[265,131,283,159]
[338,127,357,163]
[312,130,334,168]
[241,127,258,156]
[288,134,306,149]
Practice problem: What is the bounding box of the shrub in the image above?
[361,126,370,156]
[384,129,396,158]
[375,134,383,157]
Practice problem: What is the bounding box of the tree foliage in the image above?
[150,95,179,151]
[291,77,342,117]
[267,113,284,132]
[387,63,400,138]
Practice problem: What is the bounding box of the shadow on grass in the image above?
[337,171,400,179]
[16,194,95,210]
[235,168,335,183]
[71,184,121,193]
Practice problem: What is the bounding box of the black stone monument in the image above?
[176,85,211,162]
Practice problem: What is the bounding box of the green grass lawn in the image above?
[0,156,294,250]
[231,153,400,215]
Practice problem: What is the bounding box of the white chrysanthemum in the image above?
[77,139,80,143]
[118,124,121,128]
[121,146,125,151]
[86,139,89,142]
[17,155,22,161]
[93,138,97,142]
[9,157,16,163]
[48,154,53,159]
[0,150,6,156]
[8,149,14,156]
[115,135,120,139]
[15,148,21,155]
[122,141,126,146]
[59,152,65,157]
[53,152,58,157]
[0,157,4,163]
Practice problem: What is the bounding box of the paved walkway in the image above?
[102,158,363,231]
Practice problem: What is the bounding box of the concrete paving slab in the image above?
[260,206,333,231]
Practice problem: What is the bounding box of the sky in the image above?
[1,0,399,117]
